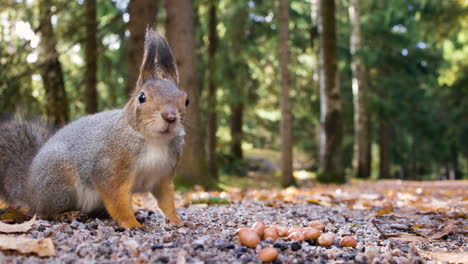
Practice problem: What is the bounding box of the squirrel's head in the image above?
[125,29,186,141]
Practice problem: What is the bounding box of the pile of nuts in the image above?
[236,220,357,262]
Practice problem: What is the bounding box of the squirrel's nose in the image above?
[161,112,177,123]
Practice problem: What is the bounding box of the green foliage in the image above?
[0,0,467,182]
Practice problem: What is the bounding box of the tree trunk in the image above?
[229,6,248,160]
[378,119,390,178]
[317,0,344,182]
[230,103,244,159]
[165,0,209,186]
[349,0,370,179]
[279,0,294,187]
[207,0,218,180]
[126,0,158,97]
[38,0,69,127]
[85,0,98,114]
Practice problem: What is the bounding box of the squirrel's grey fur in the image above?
[0,29,185,220]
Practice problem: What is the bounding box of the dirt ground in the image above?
[0,180,466,263]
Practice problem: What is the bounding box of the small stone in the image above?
[235,246,248,257]
[390,224,409,231]
[151,243,164,250]
[192,239,205,249]
[158,256,170,263]
[291,242,302,251]
[273,241,288,250]
[177,228,188,234]
[219,243,235,250]
[227,221,236,227]
[241,256,252,263]
[397,245,410,254]
[122,239,139,251]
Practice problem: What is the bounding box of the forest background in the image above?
[0,0,467,189]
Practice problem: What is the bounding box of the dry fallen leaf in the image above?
[426,251,468,263]
[0,215,36,233]
[375,202,394,217]
[0,208,31,223]
[0,235,55,257]
[413,222,456,240]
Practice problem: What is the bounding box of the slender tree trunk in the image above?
[85,0,98,114]
[317,0,344,182]
[230,103,244,159]
[378,119,390,178]
[207,0,218,179]
[349,0,370,179]
[279,0,294,187]
[38,0,68,127]
[229,6,248,160]
[165,0,209,186]
[126,0,157,97]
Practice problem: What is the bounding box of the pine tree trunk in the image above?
[349,0,370,179]
[207,0,218,179]
[279,0,294,187]
[85,0,98,114]
[317,0,344,182]
[38,0,69,127]
[378,119,390,178]
[230,103,243,159]
[126,0,158,97]
[165,0,209,186]
[229,6,248,161]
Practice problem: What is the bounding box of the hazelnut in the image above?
[276,226,289,237]
[288,225,303,235]
[239,230,260,248]
[258,247,279,262]
[318,233,334,247]
[236,227,251,235]
[303,227,321,240]
[288,231,305,241]
[252,221,266,238]
[263,227,279,240]
[308,220,325,230]
[339,236,357,248]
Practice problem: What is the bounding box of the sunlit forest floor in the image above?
[0,175,466,262]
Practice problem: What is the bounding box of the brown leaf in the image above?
[0,208,31,223]
[375,202,394,217]
[413,222,456,240]
[0,215,36,233]
[427,251,468,263]
[430,222,456,240]
[0,235,55,257]
[389,233,428,243]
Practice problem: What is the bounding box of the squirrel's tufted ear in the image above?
[137,28,179,86]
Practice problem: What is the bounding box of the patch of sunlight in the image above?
[294,170,315,180]
[256,109,280,122]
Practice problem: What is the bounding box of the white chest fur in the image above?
[133,141,174,192]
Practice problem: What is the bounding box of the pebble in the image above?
[390,223,410,230]
[291,242,302,251]
[273,241,288,250]
[151,243,164,250]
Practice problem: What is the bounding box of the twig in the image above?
[371,219,388,239]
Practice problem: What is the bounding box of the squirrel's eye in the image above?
[138,92,146,103]
[185,98,190,107]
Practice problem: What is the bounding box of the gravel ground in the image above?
[0,197,466,264]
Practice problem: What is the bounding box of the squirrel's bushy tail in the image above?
[0,118,53,205]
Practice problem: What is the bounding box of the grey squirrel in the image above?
[0,29,186,228]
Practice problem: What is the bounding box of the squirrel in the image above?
[0,29,186,228]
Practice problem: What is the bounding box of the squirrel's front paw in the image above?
[120,219,142,229]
